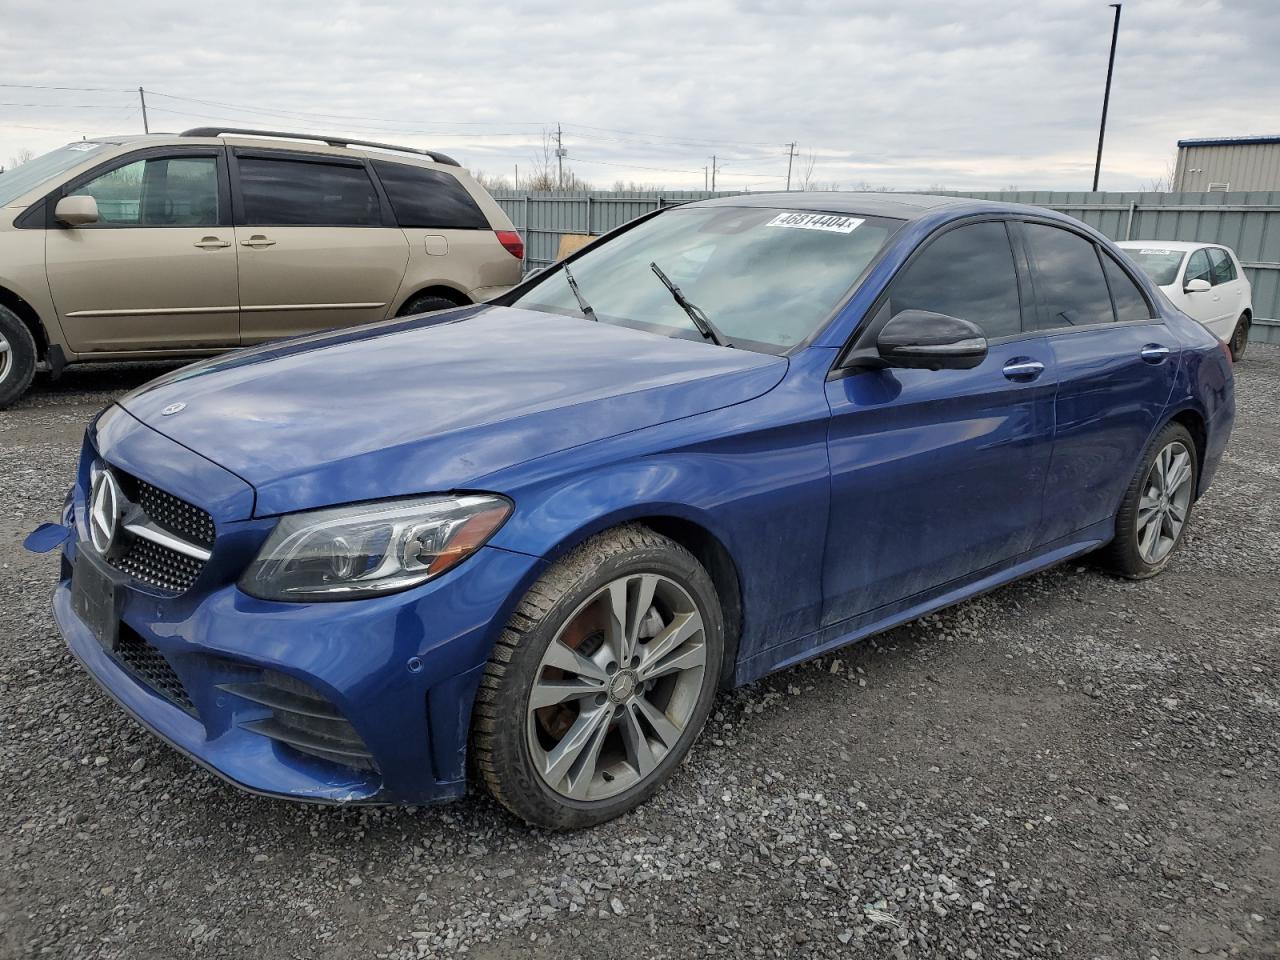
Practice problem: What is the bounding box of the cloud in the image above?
[1,0,1277,190]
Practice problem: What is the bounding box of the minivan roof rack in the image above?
[179,127,461,166]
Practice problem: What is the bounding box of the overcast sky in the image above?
[2,0,1277,192]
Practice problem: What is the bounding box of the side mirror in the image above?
[875,309,988,371]
[54,195,99,226]
[1184,277,1211,294]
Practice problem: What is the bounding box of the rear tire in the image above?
[1098,421,1198,579]
[0,305,38,410]
[1229,315,1250,361]
[398,294,461,317]
[471,524,724,829]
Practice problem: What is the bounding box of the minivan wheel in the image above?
[398,294,460,317]
[1099,422,1198,579]
[0,305,38,410]
[471,524,723,829]
[1229,315,1250,361]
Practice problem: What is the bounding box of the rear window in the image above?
[372,160,488,229]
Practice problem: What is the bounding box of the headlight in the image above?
[239,494,512,602]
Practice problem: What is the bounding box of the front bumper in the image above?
[56,536,542,804]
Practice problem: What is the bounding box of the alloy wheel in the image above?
[0,330,11,384]
[526,573,707,802]
[1136,440,1194,564]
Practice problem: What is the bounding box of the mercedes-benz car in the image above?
[28,194,1235,829]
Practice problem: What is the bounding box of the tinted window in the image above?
[237,156,380,226]
[1207,248,1237,285]
[1101,253,1153,322]
[76,155,219,226]
[372,160,488,229]
[1023,223,1114,328]
[887,221,1022,338]
[1184,249,1212,286]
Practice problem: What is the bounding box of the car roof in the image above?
[686,191,1051,221]
[1116,240,1228,252]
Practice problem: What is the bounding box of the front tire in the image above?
[0,305,38,410]
[1099,422,1198,579]
[398,294,461,317]
[471,524,724,829]
[1229,315,1250,361]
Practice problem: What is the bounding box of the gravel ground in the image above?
[2,350,1277,960]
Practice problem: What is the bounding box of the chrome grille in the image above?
[135,479,216,547]
[114,537,205,593]
[115,628,196,715]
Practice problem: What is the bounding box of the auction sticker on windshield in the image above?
[767,212,864,234]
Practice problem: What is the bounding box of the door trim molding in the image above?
[64,306,239,318]
[242,302,386,312]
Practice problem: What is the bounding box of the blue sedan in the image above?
[30,194,1234,828]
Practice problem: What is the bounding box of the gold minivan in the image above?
[0,128,524,407]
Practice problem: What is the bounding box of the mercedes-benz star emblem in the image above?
[89,470,122,554]
[161,402,186,416]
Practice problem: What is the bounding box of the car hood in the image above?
[119,305,786,517]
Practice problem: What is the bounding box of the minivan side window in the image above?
[1184,249,1212,286]
[75,156,219,227]
[372,161,488,229]
[886,220,1023,339]
[1207,248,1237,285]
[1101,253,1154,323]
[237,156,380,226]
[1023,223,1114,329]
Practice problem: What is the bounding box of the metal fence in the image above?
[492,189,1280,326]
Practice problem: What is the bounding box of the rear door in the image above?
[44,147,239,353]
[230,149,409,344]
[822,218,1057,625]
[1207,247,1246,337]
[1020,221,1181,546]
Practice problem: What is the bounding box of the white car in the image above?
[1117,241,1252,359]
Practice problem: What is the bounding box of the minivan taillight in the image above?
[495,230,524,260]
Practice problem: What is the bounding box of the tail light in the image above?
[495,230,524,261]
[1218,338,1233,365]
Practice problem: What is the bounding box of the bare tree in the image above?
[471,170,513,192]
[1142,156,1177,193]
[2,147,34,173]
[797,151,818,191]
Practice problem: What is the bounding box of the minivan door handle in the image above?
[193,237,231,249]
[1140,344,1171,364]
[1002,358,1045,382]
[240,235,276,248]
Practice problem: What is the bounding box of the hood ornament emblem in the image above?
[161,402,186,416]
[88,470,123,554]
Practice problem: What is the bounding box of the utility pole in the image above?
[785,142,797,190]
[555,123,565,189]
[138,86,149,134]
[710,155,717,191]
[1092,4,1121,191]
[514,163,518,189]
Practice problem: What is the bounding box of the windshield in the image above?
[0,142,107,207]
[1122,248,1186,287]
[512,206,900,352]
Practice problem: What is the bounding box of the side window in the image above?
[1101,253,1154,323]
[1023,223,1114,328]
[237,156,380,226]
[372,160,489,229]
[1184,249,1212,286]
[887,221,1023,339]
[1207,248,1237,285]
[74,155,219,226]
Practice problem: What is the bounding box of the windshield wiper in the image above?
[561,262,598,322]
[649,261,733,348]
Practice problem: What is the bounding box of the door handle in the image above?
[193,237,231,249]
[1002,358,1045,382]
[240,235,276,248]
[1140,344,1171,363]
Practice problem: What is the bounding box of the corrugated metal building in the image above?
[1173,136,1280,192]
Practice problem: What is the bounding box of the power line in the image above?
[0,82,133,92]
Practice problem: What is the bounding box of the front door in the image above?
[1018,221,1182,545]
[822,219,1057,625]
[44,148,239,353]
[230,150,410,344]
[1179,247,1224,328]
